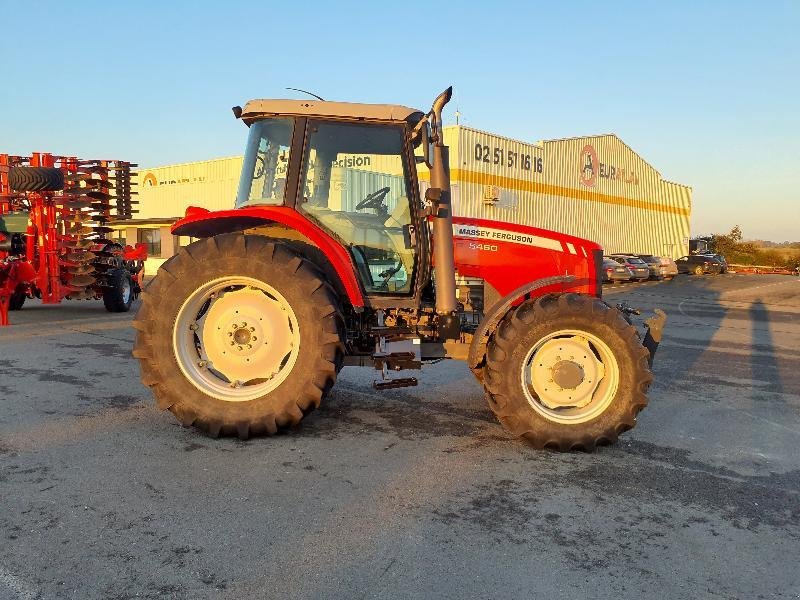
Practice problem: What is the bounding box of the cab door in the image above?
[296,120,420,297]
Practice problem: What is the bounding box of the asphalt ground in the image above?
[1,274,798,600]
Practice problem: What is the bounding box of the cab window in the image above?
[235,118,294,207]
[298,120,416,295]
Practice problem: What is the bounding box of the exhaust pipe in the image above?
[428,87,458,317]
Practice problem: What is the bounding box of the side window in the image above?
[298,121,415,295]
[235,118,294,208]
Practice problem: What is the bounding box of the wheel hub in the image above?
[233,327,252,346]
[528,336,605,410]
[201,288,293,384]
[551,359,585,389]
[172,277,300,402]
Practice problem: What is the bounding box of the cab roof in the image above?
[240,99,424,125]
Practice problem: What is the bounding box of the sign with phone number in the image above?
[473,143,543,173]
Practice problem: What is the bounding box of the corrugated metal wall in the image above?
[137,156,243,218]
[446,126,691,258]
[133,126,691,259]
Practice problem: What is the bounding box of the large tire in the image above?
[9,291,26,311]
[133,234,344,439]
[484,293,653,451]
[8,166,65,192]
[103,268,134,312]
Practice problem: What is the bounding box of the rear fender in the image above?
[171,206,365,307]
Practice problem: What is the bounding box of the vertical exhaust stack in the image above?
[429,86,458,317]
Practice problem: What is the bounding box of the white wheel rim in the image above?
[172,276,300,402]
[522,329,619,424]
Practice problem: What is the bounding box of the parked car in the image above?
[637,254,678,279]
[602,258,634,284]
[660,256,679,279]
[607,255,650,281]
[675,255,724,275]
[697,253,728,273]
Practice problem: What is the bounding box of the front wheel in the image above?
[693,265,704,276]
[133,234,344,439]
[484,293,653,451]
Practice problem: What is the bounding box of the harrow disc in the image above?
[69,274,97,287]
[65,251,97,262]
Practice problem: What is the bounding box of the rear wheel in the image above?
[133,234,344,439]
[693,265,703,276]
[484,293,653,451]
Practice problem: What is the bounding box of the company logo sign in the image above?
[331,156,371,168]
[580,145,599,187]
[140,172,206,186]
[580,144,639,187]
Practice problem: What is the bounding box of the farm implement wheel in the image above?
[8,166,65,192]
[102,268,134,312]
[9,291,26,311]
[484,293,653,451]
[133,233,344,439]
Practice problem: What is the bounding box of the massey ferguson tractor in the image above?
[0,152,146,325]
[134,87,666,451]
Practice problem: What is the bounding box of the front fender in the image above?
[467,275,575,372]
[171,206,365,307]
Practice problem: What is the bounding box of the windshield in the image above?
[235,118,294,208]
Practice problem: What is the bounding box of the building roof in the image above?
[240,99,424,124]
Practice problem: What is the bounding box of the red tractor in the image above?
[134,88,666,450]
[0,152,146,325]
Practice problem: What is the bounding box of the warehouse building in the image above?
[113,126,691,274]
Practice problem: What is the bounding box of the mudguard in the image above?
[467,275,575,372]
[171,205,365,307]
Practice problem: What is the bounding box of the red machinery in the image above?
[0,152,147,325]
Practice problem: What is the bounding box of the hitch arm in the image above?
[642,309,667,367]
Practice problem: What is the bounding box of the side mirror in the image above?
[420,122,432,169]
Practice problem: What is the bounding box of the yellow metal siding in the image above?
[131,128,691,260]
[136,156,243,219]
[447,126,691,258]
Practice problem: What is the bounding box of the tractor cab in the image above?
[233,101,430,298]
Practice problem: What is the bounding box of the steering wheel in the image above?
[355,187,390,211]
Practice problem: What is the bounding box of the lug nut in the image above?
[189,323,198,331]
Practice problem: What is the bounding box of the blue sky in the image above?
[1,0,797,241]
